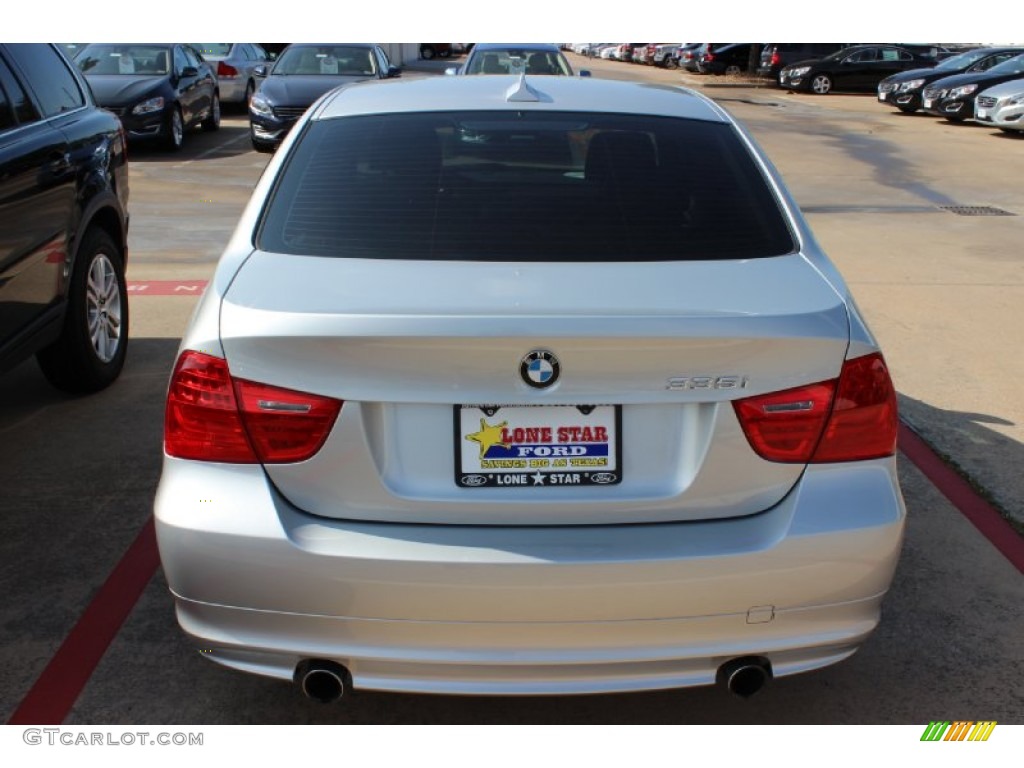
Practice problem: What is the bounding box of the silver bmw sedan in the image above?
[155,74,905,702]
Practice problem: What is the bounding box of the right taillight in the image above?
[811,352,898,462]
[733,352,897,464]
[165,350,342,464]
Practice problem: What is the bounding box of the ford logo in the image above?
[461,475,488,487]
[591,473,617,484]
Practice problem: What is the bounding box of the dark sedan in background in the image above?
[76,43,219,151]
[879,47,1023,113]
[697,43,756,75]
[921,53,1024,121]
[758,43,849,84]
[248,43,401,152]
[780,45,942,94]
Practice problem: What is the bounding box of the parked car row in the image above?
[577,43,695,68]
[566,42,962,87]
[878,48,1024,134]
[568,43,775,75]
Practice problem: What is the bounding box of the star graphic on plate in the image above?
[465,419,509,460]
[532,472,546,485]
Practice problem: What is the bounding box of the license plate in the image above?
[878,93,887,101]
[455,404,621,488]
[977,110,991,120]
[924,99,933,109]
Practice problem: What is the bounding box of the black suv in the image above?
[0,44,130,393]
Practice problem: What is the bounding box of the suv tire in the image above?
[36,228,128,393]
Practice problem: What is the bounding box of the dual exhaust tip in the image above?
[717,656,772,698]
[294,659,350,704]
[295,656,772,702]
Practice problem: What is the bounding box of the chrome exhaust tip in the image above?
[717,656,772,698]
[294,660,350,703]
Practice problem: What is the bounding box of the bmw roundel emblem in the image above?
[520,350,560,389]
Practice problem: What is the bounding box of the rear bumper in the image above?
[216,77,247,103]
[155,457,905,694]
[175,593,882,695]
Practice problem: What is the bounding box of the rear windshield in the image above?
[257,111,796,261]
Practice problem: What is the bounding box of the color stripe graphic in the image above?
[920,721,997,741]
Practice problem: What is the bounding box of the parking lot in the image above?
[1,54,1022,725]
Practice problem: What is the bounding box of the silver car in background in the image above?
[155,75,905,702]
[189,43,272,106]
[975,78,1024,133]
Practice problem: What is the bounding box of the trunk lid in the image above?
[219,252,849,525]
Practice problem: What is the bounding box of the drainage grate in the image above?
[939,205,1015,217]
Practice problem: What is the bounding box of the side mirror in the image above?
[181,65,199,77]
[578,70,592,77]
[388,65,402,78]
[254,65,268,78]
[268,52,278,61]
[444,66,459,76]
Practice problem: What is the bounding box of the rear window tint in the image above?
[257,111,795,262]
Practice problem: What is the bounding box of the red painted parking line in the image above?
[127,280,208,295]
[6,518,160,725]
[899,423,1024,573]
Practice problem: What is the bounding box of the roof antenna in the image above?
[505,70,540,102]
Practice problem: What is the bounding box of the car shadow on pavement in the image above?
[897,393,1022,532]
[126,121,254,164]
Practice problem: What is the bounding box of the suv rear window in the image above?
[257,111,795,261]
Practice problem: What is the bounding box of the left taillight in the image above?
[217,61,239,78]
[165,351,342,464]
[733,352,898,464]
